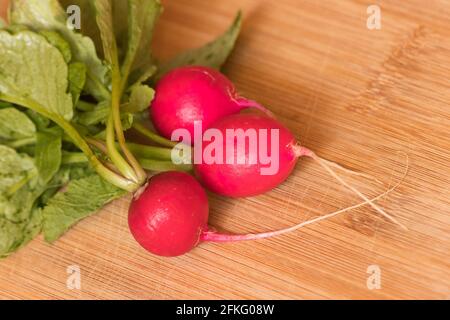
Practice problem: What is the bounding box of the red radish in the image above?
[194,113,407,230]
[128,172,209,257]
[150,66,269,141]
[194,113,297,198]
[128,171,406,257]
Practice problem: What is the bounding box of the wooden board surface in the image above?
[0,0,449,300]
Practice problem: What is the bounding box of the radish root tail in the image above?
[235,97,275,117]
[298,146,408,230]
[201,151,409,243]
[318,157,384,185]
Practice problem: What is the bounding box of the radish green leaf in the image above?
[156,11,242,79]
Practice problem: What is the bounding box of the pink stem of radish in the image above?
[201,202,376,242]
[201,160,407,243]
[235,97,275,117]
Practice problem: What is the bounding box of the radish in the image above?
[194,113,297,197]
[128,171,406,257]
[194,113,407,230]
[128,171,209,257]
[150,66,269,141]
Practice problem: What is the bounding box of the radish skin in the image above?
[128,172,209,257]
[194,114,298,197]
[150,66,270,141]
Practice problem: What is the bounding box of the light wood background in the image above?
[0,0,449,300]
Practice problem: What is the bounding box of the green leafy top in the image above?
[0,0,243,257]
[42,174,125,242]
[0,108,36,140]
[156,11,242,79]
[0,145,36,194]
[0,30,73,120]
[10,0,110,100]
[0,145,41,257]
[123,0,161,85]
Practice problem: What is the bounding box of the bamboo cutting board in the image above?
[0,0,449,300]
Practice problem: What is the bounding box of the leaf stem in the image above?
[106,114,138,183]
[110,68,147,184]
[76,100,96,112]
[139,159,193,172]
[62,152,90,165]
[132,122,178,148]
[5,137,36,148]
[86,70,111,101]
[94,0,147,186]
[126,142,175,161]
[7,172,37,196]
[0,94,138,192]
[60,152,191,173]
[86,137,108,154]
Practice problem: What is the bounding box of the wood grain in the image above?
[0,0,449,300]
